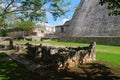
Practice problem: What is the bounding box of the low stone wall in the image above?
[14,42,96,70]
[2,42,96,72]
[58,37,120,46]
[0,37,11,41]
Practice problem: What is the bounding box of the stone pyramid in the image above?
[67,0,120,37]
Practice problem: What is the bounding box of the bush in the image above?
[0,29,8,37]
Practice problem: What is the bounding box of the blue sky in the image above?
[0,0,80,26]
[46,0,81,26]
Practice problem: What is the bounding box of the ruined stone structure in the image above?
[32,23,55,41]
[0,39,96,71]
[2,42,95,71]
[58,0,120,37]
[7,27,25,39]
[0,37,14,50]
[55,21,71,37]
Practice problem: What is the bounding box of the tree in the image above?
[0,28,7,37]
[0,18,5,26]
[0,0,70,22]
[0,13,7,37]
[99,0,120,16]
[5,13,21,25]
[14,21,35,38]
[19,21,35,32]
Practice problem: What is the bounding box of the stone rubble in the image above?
[1,41,96,72]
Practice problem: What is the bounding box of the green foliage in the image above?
[0,17,8,37]
[0,0,71,22]
[18,21,35,31]
[13,21,35,31]
[5,13,20,26]
[11,21,35,36]
[0,28,8,37]
[41,30,44,33]
[99,0,120,15]
[0,18,6,26]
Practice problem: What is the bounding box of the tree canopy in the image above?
[99,0,120,16]
[12,21,35,37]
[0,0,70,22]
[19,21,35,31]
[12,20,35,33]
[0,0,119,27]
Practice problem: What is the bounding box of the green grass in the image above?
[14,40,120,68]
[0,53,54,80]
[96,52,120,69]
[15,40,120,53]
[96,45,120,54]
[0,40,120,79]
[14,40,88,47]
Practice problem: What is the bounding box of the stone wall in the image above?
[0,38,14,50]
[64,0,120,37]
[7,31,24,39]
[58,37,120,46]
[23,42,96,70]
[55,21,70,37]
[1,41,96,71]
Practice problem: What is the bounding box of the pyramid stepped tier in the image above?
[66,0,120,37]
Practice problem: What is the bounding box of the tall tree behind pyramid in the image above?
[67,0,120,36]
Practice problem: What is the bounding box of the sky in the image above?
[0,0,81,26]
[46,0,81,26]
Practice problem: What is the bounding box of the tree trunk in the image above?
[9,38,13,49]
[23,30,26,40]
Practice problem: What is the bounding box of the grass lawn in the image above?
[0,53,29,80]
[96,52,120,69]
[14,40,120,51]
[14,40,120,68]
[0,53,50,80]
[0,40,120,80]
[0,53,120,80]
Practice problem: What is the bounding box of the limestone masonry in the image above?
[58,0,120,37]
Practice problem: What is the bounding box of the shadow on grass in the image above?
[0,53,120,80]
[78,63,120,80]
[0,53,47,80]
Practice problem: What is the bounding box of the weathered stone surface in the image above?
[15,42,96,70]
[66,0,120,36]
[0,45,5,49]
[2,42,96,72]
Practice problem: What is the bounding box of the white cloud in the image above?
[62,18,69,24]
[44,23,54,27]
[14,3,22,7]
[0,3,5,8]
[36,21,54,27]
